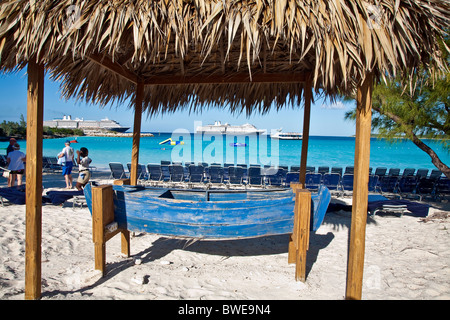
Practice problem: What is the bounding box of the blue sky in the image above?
[0,70,357,136]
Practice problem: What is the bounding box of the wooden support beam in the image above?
[143,72,310,86]
[293,188,312,282]
[130,82,144,186]
[25,60,44,300]
[346,73,374,300]
[92,185,130,276]
[288,183,302,264]
[87,53,139,84]
[299,79,312,187]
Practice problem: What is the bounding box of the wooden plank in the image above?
[143,72,310,85]
[346,73,374,300]
[295,189,311,282]
[121,230,131,257]
[299,79,312,186]
[130,82,144,186]
[92,185,115,276]
[113,178,131,185]
[87,53,138,84]
[25,60,44,300]
[288,183,303,264]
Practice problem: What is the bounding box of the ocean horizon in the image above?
[2,133,449,173]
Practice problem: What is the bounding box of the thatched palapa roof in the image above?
[0,0,448,115]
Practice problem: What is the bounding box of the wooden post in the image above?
[293,189,311,282]
[299,79,312,186]
[92,185,130,276]
[92,185,114,275]
[25,60,44,300]
[130,82,144,186]
[288,183,302,263]
[346,73,373,300]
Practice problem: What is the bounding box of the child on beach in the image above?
[58,140,75,189]
[75,147,92,191]
[6,143,26,187]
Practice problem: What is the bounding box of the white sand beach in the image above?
[0,171,449,300]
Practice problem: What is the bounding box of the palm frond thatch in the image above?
[0,0,448,115]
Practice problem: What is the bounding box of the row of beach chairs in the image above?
[108,161,449,200]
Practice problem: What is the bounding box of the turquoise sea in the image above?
[3,133,449,172]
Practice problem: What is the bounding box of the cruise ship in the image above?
[43,115,130,133]
[270,129,302,140]
[196,121,266,135]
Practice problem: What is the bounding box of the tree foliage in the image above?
[344,36,450,178]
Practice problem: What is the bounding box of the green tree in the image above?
[345,80,449,178]
[344,36,450,179]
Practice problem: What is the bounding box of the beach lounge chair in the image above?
[415,168,429,179]
[344,166,354,174]
[397,176,418,199]
[227,166,245,187]
[318,166,329,175]
[416,178,437,201]
[109,162,127,180]
[322,173,341,194]
[267,168,286,187]
[331,167,343,176]
[429,169,443,180]
[402,168,416,177]
[367,198,430,218]
[306,166,315,173]
[169,164,185,185]
[146,164,163,185]
[188,165,205,185]
[436,178,450,201]
[305,173,322,191]
[378,176,399,195]
[290,166,300,172]
[388,168,400,177]
[340,174,354,196]
[285,172,299,186]
[222,163,234,181]
[374,167,387,178]
[368,175,379,193]
[127,163,147,180]
[0,186,26,205]
[208,165,224,186]
[160,161,171,181]
[247,166,263,187]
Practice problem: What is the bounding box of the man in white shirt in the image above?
[58,140,75,189]
[6,143,26,187]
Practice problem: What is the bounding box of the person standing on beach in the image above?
[75,147,92,191]
[6,138,17,186]
[6,138,16,155]
[58,140,74,189]
[6,143,26,187]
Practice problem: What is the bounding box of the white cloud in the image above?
[320,101,346,110]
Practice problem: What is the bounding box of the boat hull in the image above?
[84,185,330,239]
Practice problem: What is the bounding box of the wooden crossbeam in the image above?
[87,53,139,84]
[143,72,310,85]
[87,53,310,86]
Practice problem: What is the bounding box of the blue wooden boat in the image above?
[84,184,330,239]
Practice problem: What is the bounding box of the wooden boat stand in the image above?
[92,184,130,276]
[91,181,311,282]
[288,183,311,282]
